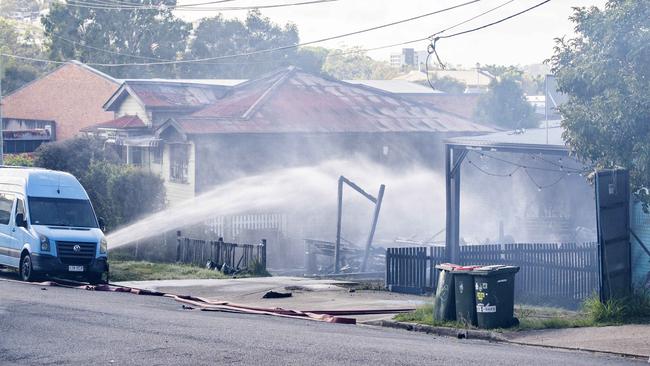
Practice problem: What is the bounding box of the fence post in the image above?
[176,230,182,262]
[385,248,391,290]
[261,238,267,270]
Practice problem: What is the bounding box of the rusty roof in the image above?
[104,80,230,111]
[81,115,146,132]
[169,67,496,135]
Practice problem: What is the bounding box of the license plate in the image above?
[68,265,84,272]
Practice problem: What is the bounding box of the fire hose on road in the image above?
[0,277,416,325]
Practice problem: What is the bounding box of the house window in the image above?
[129,146,143,167]
[153,145,162,164]
[170,144,189,183]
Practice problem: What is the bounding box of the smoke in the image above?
[107,152,597,265]
[107,157,446,250]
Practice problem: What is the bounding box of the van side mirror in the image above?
[98,217,106,231]
[15,213,27,229]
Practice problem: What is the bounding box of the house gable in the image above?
[155,119,187,143]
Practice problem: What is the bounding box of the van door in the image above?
[13,197,30,256]
[0,193,19,268]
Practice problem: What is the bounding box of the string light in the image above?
[464,150,589,192]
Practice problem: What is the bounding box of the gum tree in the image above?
[550,0,650,205]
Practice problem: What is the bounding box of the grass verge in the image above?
[394,292,650,331]
[109,261,229,282]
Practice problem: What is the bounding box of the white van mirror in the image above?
[16,213,28,229]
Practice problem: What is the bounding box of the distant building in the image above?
[343,79,443,95]
[1,61,120,151]
[390,48,426,70]
[395,68,495,93]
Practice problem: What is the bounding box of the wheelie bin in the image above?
[452,265,481,326]
[472,265,520,329]
[433,264,458,321]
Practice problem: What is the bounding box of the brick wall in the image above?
[2,62,119,140]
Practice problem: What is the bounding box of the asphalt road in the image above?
[0,277,643,366]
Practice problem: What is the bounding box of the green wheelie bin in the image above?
[472,265,520,329]
[433,264,458,321]
[452,265,481,326]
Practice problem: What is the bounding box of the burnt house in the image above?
[85,67,495,205]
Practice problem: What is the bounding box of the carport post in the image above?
[445,145,466,263]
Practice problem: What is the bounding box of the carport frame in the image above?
[444,141,569,263]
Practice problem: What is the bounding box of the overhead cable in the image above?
[1,0,481,67]
[58,0,340,11]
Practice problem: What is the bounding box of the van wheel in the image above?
[20,254,38,282]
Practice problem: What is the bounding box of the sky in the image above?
[175,0,607,67]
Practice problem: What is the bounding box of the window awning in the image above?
[116,135,161,147]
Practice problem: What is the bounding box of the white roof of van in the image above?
[0,167,88,200]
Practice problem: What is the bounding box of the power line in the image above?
[430,0,515,38]
[426,0,552,69]
[435,0,552,40]
[58,0,340,11]
[85,0,236,7]
[2,0,481,67]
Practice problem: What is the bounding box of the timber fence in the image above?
[176,234,266,273]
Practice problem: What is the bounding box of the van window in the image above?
[0,193,15,225]
[28,197,98,228]
[15,198,25,219]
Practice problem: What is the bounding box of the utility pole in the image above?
[0,54,4,165]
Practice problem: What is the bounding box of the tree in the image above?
[0,16,47,94]
[419,75,466,94]
[41,0,191,78]
[294,46,329,75]
[34,137,119,177]
[182,10,300,78]
[322,47,398,80]
[0,0,40,16]
[473,74,539,129]
[550,0,650,206]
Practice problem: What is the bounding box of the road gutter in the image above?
[362,319,649,361]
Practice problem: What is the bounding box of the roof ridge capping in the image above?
[67,60,120,84]
[241,66,296,119]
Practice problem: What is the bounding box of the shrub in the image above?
[4,153,34,167]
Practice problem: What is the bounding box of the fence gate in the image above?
[595,169,631,301]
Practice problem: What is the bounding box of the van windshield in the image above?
[28,197,98,228]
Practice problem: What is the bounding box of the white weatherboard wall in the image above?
[162,142,196,206]
[115,94,150,125]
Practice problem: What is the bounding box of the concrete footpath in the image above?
[114,276,426,322]
[502,325,650,359]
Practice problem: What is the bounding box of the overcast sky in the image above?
[176,0,607,67]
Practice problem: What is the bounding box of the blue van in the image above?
[0,167,108,283]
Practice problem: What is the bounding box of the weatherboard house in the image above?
[83,66,495,206]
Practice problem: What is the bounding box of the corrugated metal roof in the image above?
[121,78,246,86]
[394,69,495,87]
[447,120,567,150]
[127,81,230,108]
[104,80,231,111]
[81,115,146,131]
[343,80,443,94]
[173,67,496,135]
